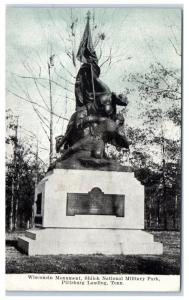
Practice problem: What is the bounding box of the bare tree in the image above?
[7,9,130,167]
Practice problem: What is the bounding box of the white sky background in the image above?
[6,6,182,166]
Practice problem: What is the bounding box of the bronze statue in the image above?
[54,13,130,171]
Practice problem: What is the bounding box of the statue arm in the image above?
[76,111,107,130]
[112,92,128,107]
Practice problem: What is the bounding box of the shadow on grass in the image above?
[6,252,180,275]
[6,240,17,247]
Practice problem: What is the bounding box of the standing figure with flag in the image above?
[75,11,128,111]
[54,11,130,170]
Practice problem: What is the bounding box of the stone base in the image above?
[54,155,132,172]
[18,169,163,256]
[31,169,146,229]
[18,228,163,256]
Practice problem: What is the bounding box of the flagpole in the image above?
[90,63,96,103]
[86,11,96,104]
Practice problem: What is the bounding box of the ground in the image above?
[6,231,180,274]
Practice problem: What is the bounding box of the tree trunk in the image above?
[161,127,167,231]
[173,194,178,230]
[9,177,14,231]
[14,198,18,230]
[14,194,18,230]
[162,159,167,231]
[156,195,160,229]
[31,140,38,228]
[149,203,152,229]
[14,172,19,230]
[48,62,53,166]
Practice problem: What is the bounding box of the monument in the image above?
[18,14,163,256]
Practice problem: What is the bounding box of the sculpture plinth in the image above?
[18,169,163,255]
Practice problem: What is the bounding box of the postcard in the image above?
[6,5,182,292]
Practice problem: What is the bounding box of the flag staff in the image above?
[86,11,96,103]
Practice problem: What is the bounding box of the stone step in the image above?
[25,231,37,240]
[17,229,163,256]
[17,237,31,254]
[29,228,154,243]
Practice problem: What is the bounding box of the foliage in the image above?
[6,111,45,230]
[121,63,181,230]
[127,63,181,126]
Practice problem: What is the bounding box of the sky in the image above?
[6,6,182,166]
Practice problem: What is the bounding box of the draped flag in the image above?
[76,12,98,63]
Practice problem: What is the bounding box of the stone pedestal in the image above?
[18,169,163,255]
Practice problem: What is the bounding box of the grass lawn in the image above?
[6,231,180,275]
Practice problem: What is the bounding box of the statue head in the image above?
[95,92,113,116]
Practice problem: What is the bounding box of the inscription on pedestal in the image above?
[67,187,125,217]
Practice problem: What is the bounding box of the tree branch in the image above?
[131,78,181,94]
[7,90,69,121]
[99,48,112,68]
[54,69,74,86]
[59,61,76,79]
[10,72,74,95]
[168,38,181,57]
